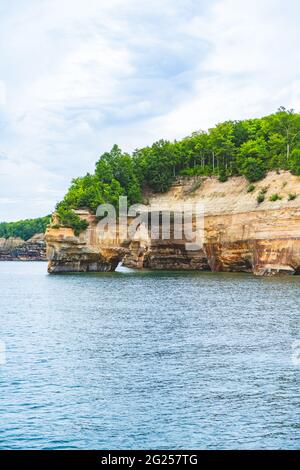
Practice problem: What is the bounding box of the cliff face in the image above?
[46,171,300,275]
[0,234,46,261]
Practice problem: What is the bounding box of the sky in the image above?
[1,0,300,221]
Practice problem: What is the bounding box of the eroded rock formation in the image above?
[46,212,128,273]
[0,233,46,261]
[45,171,300,276]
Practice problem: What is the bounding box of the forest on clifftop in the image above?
[0,216,51,241]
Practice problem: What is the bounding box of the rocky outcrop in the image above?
[0,234,46,261]
[46,212,128,273]
[45,171,300,276]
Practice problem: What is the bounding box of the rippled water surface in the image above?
[0,262,299,449]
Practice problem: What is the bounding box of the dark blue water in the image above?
[0,262,299,449]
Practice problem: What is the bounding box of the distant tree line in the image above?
[0,216,51,240]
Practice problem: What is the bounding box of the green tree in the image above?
[268,133,287,170]
[55,207,89,236]
[54,107,300,231]
[96,145,142,204]
[143,140,176,192]
[264,107,300,161]
[209,121,237,174]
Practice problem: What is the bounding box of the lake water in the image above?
[0,261,299,449]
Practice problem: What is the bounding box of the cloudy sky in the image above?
[1,0,300,221]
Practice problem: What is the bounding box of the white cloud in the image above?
[0,0,299,220]
[152,0,300,139]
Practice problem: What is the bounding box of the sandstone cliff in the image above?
[0,233,46,261]
[46,171,300,276]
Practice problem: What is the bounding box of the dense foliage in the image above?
[0,216,51,240]
[56,108,300,231]
[56,145,142,229]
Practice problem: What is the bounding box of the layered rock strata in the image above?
[0,234,46,261]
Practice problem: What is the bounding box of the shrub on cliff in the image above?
[134,140,176,192]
